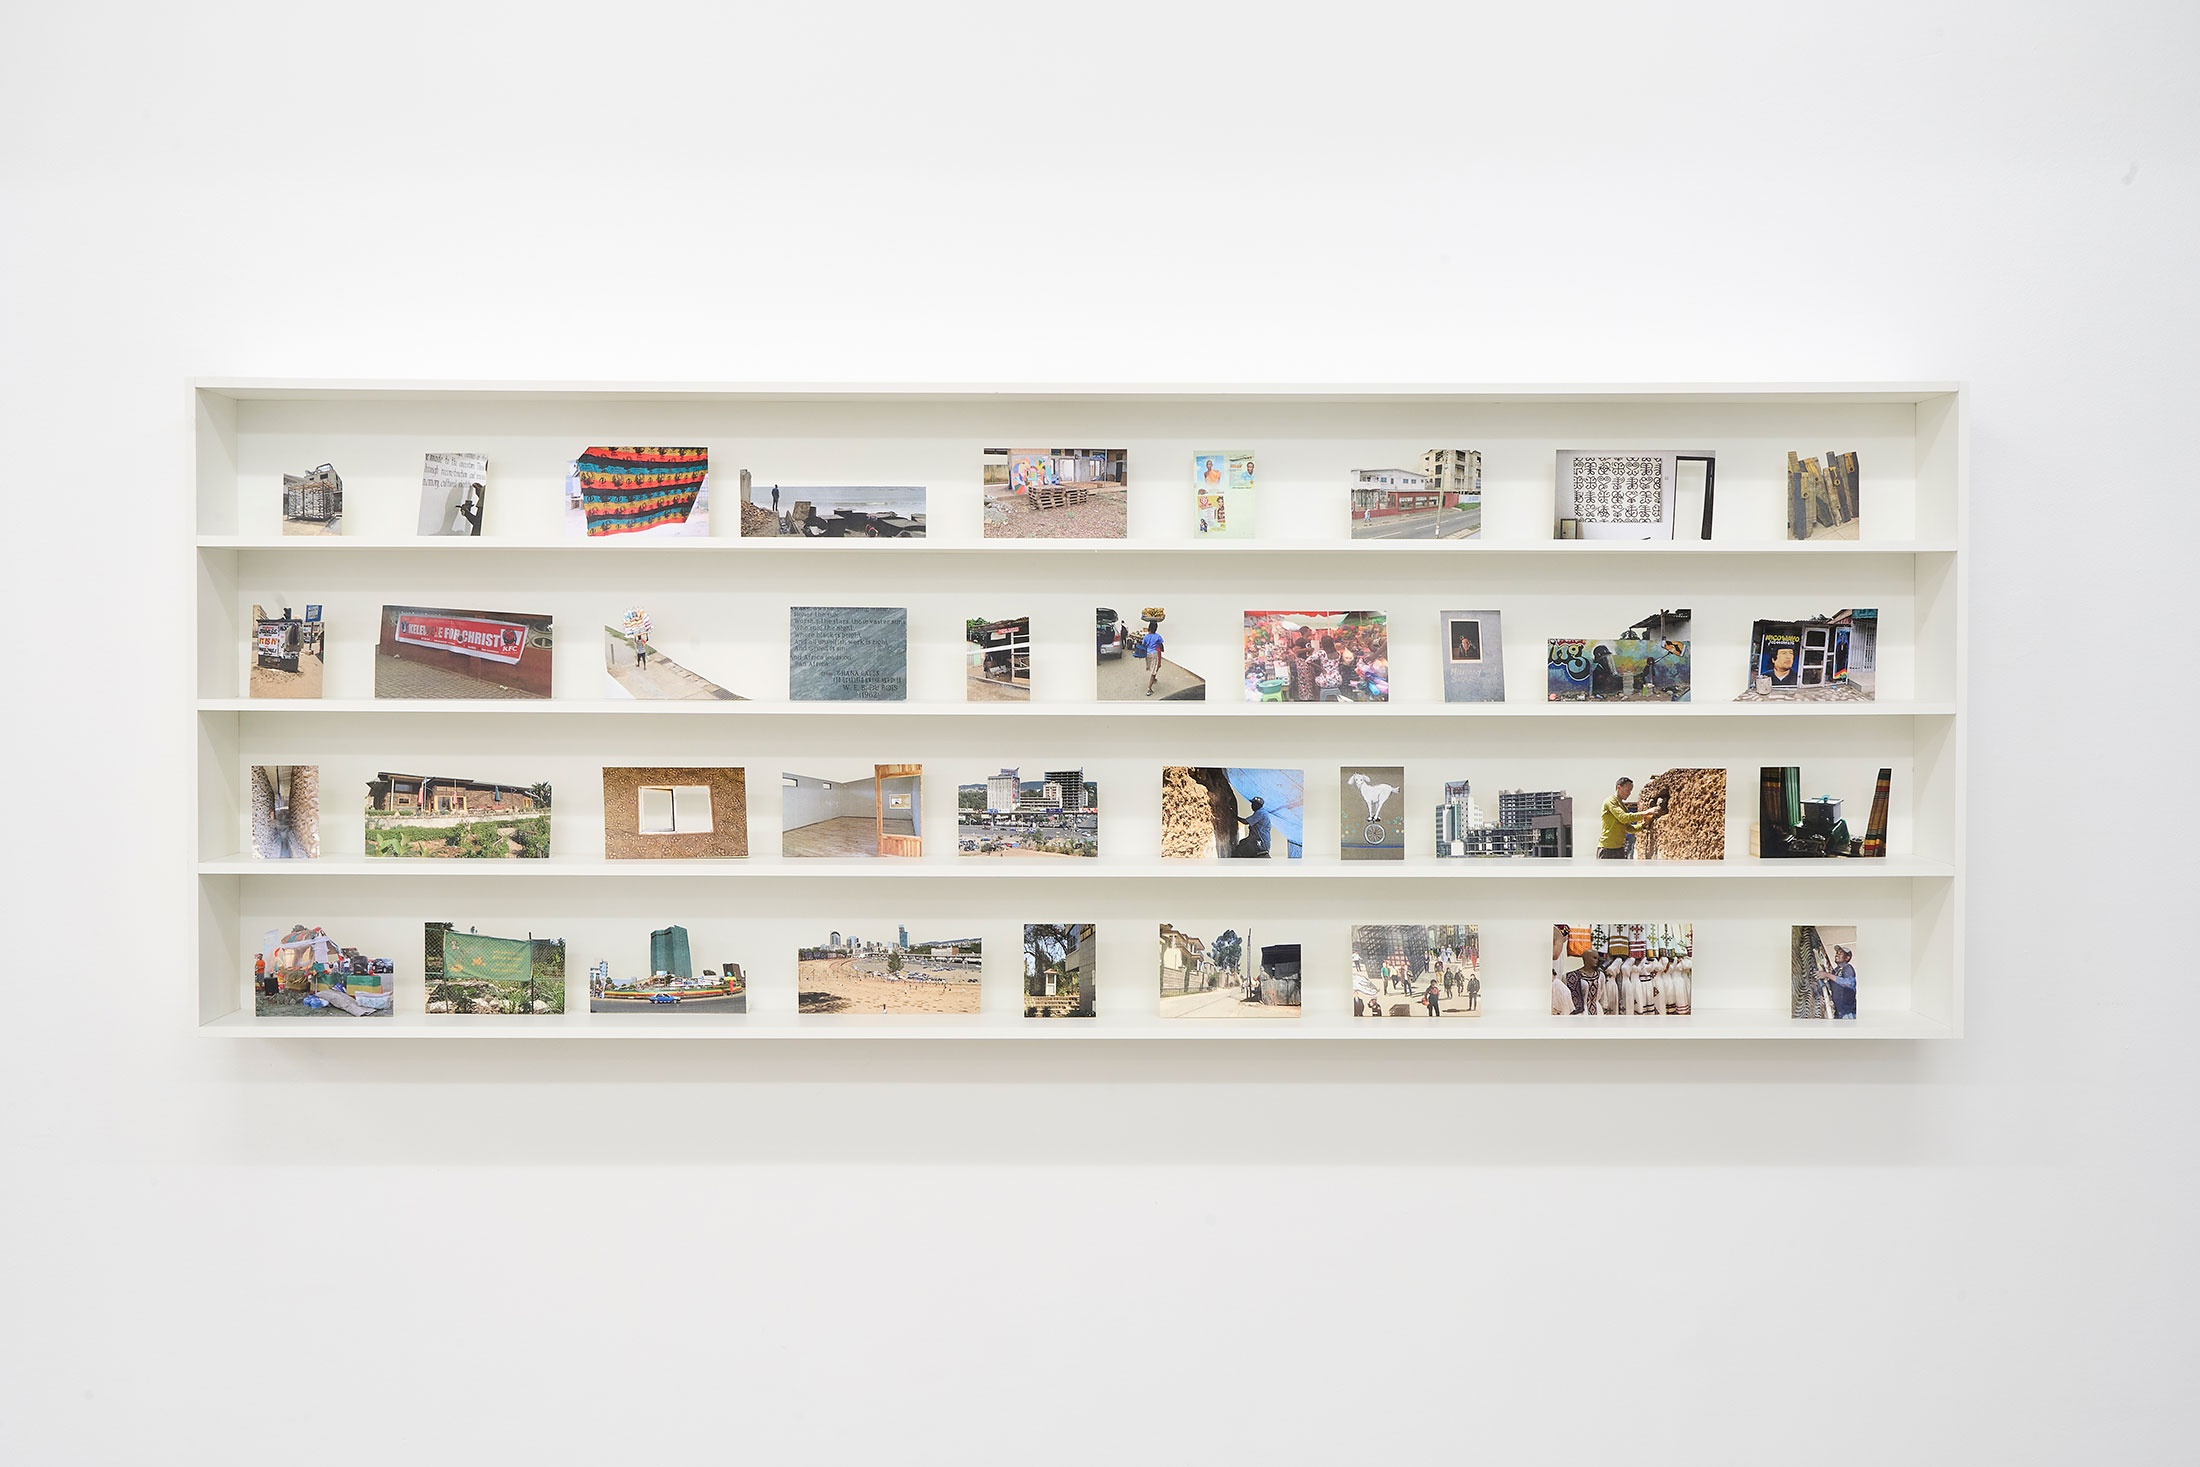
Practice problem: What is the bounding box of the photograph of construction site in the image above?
[1194,450,1254,537]
[424,923,566,1015]
[588,925,746,1013]
[1242,610,1390,702]
[1340,766,1405,861]
[1792,925,1860,1020]
[1351,924,1480,1018]
[250,765,320,859]
[966,615,1031,701]
[1161,766,1303,859]
[1434,779,1573,858]
[958,766,1097,857]
[1552,922,1694,1016]
[376,604,553,700]
[798,927,982,1014]
[983,447,1128,538]
[781,763,923,857]
[1787,451,1861,541]
[1158,923,1300,1019]
[602,767,747,859]
[252,923,391,1018]
[280,462,343,536]
[563,446,709,539]
[1737,608,1877,702]
[604,607,744,700]
[250,604,324,699]
[739,476,926,537]
[364,772,551,859]
[1097,604,1204,700]
[1547,608,1691,702]
[789,605,907,701]
[1440,608,1505,702]
[1756,766,1891,858]
[1349,449,1482,539]
[1593,768,1727,860]
[1024,923,1095,1018]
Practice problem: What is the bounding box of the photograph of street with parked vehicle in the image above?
[587,925,747,1013]
[1349,450,1481,539]
[1097,604,1204,700]
[798,927,982,1014]
[1158,923,1300,1018]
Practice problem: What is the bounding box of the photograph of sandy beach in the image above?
[798,928,982,1014]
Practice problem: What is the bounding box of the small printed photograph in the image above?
[958,766,1097,858]
[1161,766,1304,859]
[1243,610,1389,702]
[789,605,907,701]
[1024,923,1096,1018]
[425,923,566,1015]
[782,763,923,857]
[1552,923,1694,1016]
[281,462,344,536]
[1737,609,1878,702]
[1351,924,1481,1019]
[1159,923,1300,1018]
[983,447,1128,539]
[1757,766,1892,858]
[966,615,1031,701]
[1594,769,1727,861]
[1340,766,1405,861]
[588,926,747,1013]
[602,767,747,859]
[1193,450,1254,538]
[249,765,321,859]
[1547,608,1691,702]
[1435,780,1573,858]
[604,607,744,700]
[252,924,392,1017]
[1349,450,1482,540]
[740,475,927,537]
[1439,609,1505,702]
[1097,604,1204,700]
[1788,451,1861,541]
[798,926,982,1014]
[417,452,488,536]
[250,603,325,699]
[377,604,554,699]
[1552,450,1715,540]
[564,446,710,538]
[1792,925,1860,1020]
[365,772,551,859]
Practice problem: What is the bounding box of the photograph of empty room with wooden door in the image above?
[780,762,923,857]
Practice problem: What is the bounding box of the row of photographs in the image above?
[252,920,1859,1021]
[281,446,1859,543]
[251,764,1890,862]
[248,603,1879,707]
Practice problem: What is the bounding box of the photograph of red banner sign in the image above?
[376,603,553,699]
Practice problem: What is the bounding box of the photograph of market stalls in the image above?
[983,447,1127,538]
[365,772,551,859]
[1158,923,1300,1019]
[797,927,982,1015]
[587,925,746,1013]
[424,923,566,1015]
[957,766,1097,857]
[1023,923,1095,1018]
[1242,610,1390,702]
[251,923,391,1018]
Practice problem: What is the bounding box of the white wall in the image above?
[2,3,2194,1463]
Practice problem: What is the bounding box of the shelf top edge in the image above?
[195,536,1961,555]
[196,698,1958,716]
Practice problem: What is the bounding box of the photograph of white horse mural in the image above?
[1340,765,1404,861]
[1551,922,1694,1016]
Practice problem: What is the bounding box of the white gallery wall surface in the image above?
[2,3,2194,1464]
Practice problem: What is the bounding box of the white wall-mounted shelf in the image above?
[191,380,1965,1041]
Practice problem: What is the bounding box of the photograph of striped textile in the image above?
[564,445,711,538]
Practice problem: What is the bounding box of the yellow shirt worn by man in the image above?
[1601,797,1655,851]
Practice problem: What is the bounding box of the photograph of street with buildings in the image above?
[1351,924,1480,1018]
[604,607,745,700]
[966,615,1031,701]
[252,923,391,1018]
[1552,922,1694,1016]
[1349,449,1481,539]
[1096,604,1204,700]
[1158,923,1300,1018]
[424,923,566,1014]
[250,765,320,859]
[1242,610,1389,702]
[984,447,1128,538]
[798,927,982,1014]
[364,772,551,859]
[564,446,709,539]
[781,763,923,857]
[1792,925,1860,1020]
[740,476,926,537]
[1434,778,1573,858]
[1024,923,1095,1018]
[250,604,324,699]
[588,925,746,1013]
[1161,766,1303,859]
[958,766,1097,857]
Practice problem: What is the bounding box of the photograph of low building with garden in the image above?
[958,766,1097,857]
[588,925,747,1013]
[797,927,982,1014]
[1243,610,1390,702]
[1024,923,1095,1018]
[1158,923,1300,1018]
[251,923,392,1018]
[424,922,566,1015]
[1349,449,1481,539]
[1161,766,1303,859]
[983,447,1128,538]
[364,772,552,859]
[1351,924,1479,1018]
